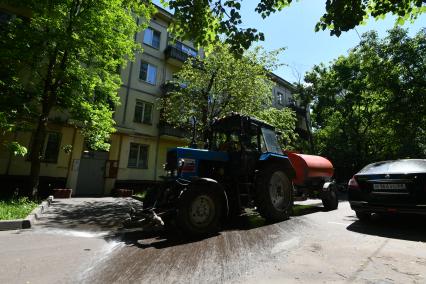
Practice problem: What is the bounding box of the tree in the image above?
[304,27,426,181]
[163,0,426,52]
[161,44,297,143]
[0,0,155,197]
[256,107,298,149]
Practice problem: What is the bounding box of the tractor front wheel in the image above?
[255,165,293,222]
[176,184,223,237]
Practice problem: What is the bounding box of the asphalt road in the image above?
[1,197,426,283]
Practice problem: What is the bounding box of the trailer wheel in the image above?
[321,184,338,211]
[255,165,293,222]
[176,184,223,237]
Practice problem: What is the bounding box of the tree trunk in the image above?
[29,113,48,198]
[304,112,314,153]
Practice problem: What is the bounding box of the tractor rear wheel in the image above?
[176,184,223,237]
[255,165,293,222]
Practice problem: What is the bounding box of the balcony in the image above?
[158,121,190,139]
[164,45,192,66]
[161,81,183,95]
[287,103,306,116]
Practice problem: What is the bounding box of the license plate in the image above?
[373,184,406,190]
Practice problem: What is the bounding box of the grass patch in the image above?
[291,204,320,216]
[0,198,39,220]
[134,191,147,199]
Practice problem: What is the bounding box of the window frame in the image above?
[127,143,149,169]
[143,27,161,49]
[28,131,62,163]
[133,100,153,125]
[277,91,284,105]
[139,61,157,85]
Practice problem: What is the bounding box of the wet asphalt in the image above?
[1,197,426,283]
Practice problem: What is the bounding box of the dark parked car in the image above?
[348,159,426,221]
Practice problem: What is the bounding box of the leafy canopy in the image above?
[161,44,297,145]
[303,27,426,180]
[161,0,426,52]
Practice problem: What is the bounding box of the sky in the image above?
[238,1,426,83]
[154,1,425,83]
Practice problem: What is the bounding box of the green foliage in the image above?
[7,142,28,157]
[305,27,426,180]
[0,197,38,220]
[161,44,284,141]
[255,107,298,149]
[162,0,425,51]
[316,0,426,36]
[0,0,155,151]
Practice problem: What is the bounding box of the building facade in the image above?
[0,5,309,196]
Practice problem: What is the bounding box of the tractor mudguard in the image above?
[257,154,296,180]
[182,177,230,217]
[322,181,336,192]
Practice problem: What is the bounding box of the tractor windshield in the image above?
[261,128,283,155]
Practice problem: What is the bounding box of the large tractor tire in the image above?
[321,183,338,211]
[255,165,293,222]
[176,184,224,237]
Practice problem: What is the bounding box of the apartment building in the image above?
[270,73,311,141]
[0,5,309,196]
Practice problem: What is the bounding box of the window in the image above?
[134,100,153,124]
[128,143,149,169]
[143,27,161,49]
[139,62,157,84]
[30,132,61,163]
[277,92,284,105]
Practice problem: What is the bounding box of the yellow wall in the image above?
[155,138,187,180]
[0,126,81,178]
[115,134,158,181]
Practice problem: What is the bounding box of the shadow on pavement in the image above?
[346,214,426,242]
[36,198,140,231]
[36,197,324,250]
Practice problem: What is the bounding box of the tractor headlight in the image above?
[166,170,177,177]
[178,159,185,168]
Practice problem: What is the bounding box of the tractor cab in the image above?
[208,113,286,182]
[209,113,283,155]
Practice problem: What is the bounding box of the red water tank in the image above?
[285,151,334,186]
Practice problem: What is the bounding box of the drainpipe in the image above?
[153,134,161,181]
[5,132,18,175]
[122,17,140,126]
[65,127,77,184]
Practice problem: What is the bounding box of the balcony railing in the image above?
[287,103,306,115]
[164,45,192,64]
[158,121,190,139]
[161,81,181,95]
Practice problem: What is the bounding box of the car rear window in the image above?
[359,159,426,174]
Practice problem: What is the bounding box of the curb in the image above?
[0,196,54,231]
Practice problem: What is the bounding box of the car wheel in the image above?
[355,211,371,221]
[176,184,223,237]
[255,165,293,222]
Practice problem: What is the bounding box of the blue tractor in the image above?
[131,113,296,237]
